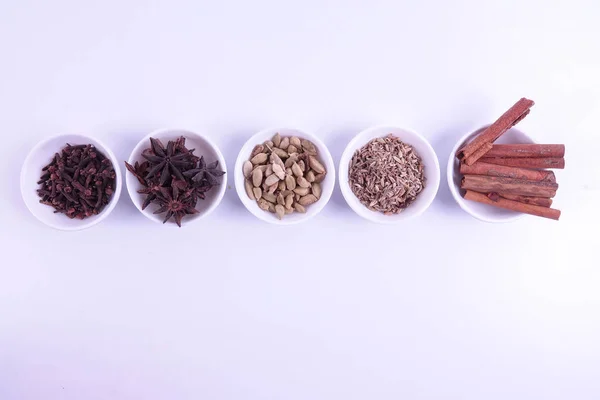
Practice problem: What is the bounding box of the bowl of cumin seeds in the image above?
[339,126,440,223]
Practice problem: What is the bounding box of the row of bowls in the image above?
[21,125,533,230]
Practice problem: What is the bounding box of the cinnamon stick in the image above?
[457,97,534,165]
[485,144,565,158]
[494,192,553,207]
[461,175,558,198]
[464,190,560,220]
[479,157,565,169]
[460,161,556,182]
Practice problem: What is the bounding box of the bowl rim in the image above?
[338,124,440,224]
[234,127,335,225]
[446,124,534,223]
[20,133,123,231]
[125,127,227,227]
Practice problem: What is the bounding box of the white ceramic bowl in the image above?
[339,125,440,223]
[447,125,535,223]
[21,134,122,231]
[235,127,335,225]
[126,128,227,227]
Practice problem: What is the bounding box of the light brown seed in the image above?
[272,163,285,180]
[275,204,285,220]
[299,194,318,206]
[268,203,276,213]
[285,175,296,190]
[301,139,317,155]
[251,144,265,157]
[295,193,301,201]
[293,187,310,196]
[268,183,278,194]
[290,136,301,148]
[312,182,322,199]
[253,187,262,200]
[245,180,255,200]
[270,153,285,169]
[264,174,280,187]
[294,203,306,213]
[281,190,292,197]
[254,165,268,173]
[285,167,293,176]
[297,176,310,188]
[285,207,294,214]
[263,140,274,148]
[291,162,303,178]
[305,170,316,182]
[258,198,270,210]
[285,194,294,208]
[279,137,290,150]
[314,173,326,183]
[262,181,269,191]
[265,164,273,177]
[243,161,253,178]
[251,153,268,165]
[288,144,298,154]
[272,133,281,147]
[278,180,286,191]
[262,192,277,203]
[277,193,285,205]
[284,154,299,168]
[297,160,306,172]
[271,148,288,159]
[308,156,326,174]
[252,168,263,187]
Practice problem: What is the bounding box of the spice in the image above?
[456,98,535,165]
[465,190,560,220]
[243,134,327,219]
[348,135,425,214]
[461,175,558,198]
[37,144,116,219]
[457,98,563,220]
[459,161,556,182]
[478,157,565,169]
[484,144,565,158]
[125,136,224,227]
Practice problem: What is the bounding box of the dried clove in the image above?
[37,144,116,219]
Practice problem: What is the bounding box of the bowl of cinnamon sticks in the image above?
[447,98,564,222]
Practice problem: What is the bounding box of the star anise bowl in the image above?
[125,128,227,227]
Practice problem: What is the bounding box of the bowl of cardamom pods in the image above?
[235,128,335,225]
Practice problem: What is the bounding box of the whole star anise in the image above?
[183,156,226,187]
[153,180,199,227]
[142,138,197,185]
[124,136,225,227]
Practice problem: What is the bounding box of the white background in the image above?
[1,1,599,399]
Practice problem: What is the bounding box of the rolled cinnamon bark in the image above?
[479,157,565,169]
[457,98,534,165]
[461,175,558,198]
[460,161,556,182]
[464,190,560,220]
[495,192,553,207]
[485,144,565,158]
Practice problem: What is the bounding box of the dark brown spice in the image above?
[124,136,224,227]
[37,144,116,219]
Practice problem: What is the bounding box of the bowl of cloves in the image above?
[20,134,122,230]
[125,129,227,227]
